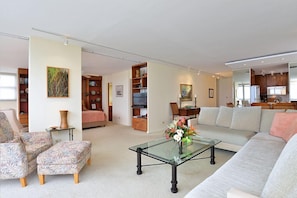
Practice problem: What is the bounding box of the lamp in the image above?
[194,94,197,107]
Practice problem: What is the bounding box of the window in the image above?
[236,83,250,106]
[290,80,297,100]
[0,73,17,100]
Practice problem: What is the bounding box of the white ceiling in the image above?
[1,0,297,77]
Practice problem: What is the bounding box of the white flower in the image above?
[173,134,181,142]
[176,129,184,136]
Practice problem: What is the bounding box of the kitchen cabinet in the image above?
[266,73,288,86]
[250,69,256,85]
[255,72,288,95]
[255,75,267,95]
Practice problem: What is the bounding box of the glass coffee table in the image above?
[129,136,221,193]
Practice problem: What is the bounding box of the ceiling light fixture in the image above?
[225,50,297,66]
[64,39,68,46]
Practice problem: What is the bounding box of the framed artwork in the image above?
[180,84,192,101]
[47,66,69,97]
[209,88,214,98]
[116,85,123,97]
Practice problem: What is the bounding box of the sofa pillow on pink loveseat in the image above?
[270,112,297,142]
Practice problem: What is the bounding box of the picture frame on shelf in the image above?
[91,103,97,110]
[47,66,69,97]
[180,84,192,101]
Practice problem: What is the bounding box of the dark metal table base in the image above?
[135,146,216,193]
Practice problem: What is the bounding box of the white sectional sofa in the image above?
[188,106,286,152]
[185,107,297,197]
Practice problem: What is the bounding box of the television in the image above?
[133,93,147,107]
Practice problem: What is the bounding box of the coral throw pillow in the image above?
[270,112,297,142]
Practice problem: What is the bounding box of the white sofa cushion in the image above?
[227,188,259,198]
[184,133,285,198]
[198,107,219,126]
[259,109,285,133]
[216,106,233,127]
[230,107,262,132]
[261,134,297,197]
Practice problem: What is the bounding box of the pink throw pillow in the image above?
[270,112,297,142]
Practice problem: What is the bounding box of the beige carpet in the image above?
[0,123,234,198]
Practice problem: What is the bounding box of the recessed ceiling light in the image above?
[225,50,297,66]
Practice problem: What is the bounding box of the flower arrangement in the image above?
[164,117,197,143]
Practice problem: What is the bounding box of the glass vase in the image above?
[178,141,183,154]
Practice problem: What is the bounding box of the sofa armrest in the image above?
[0,141,28,178]
[227,188,259,198]
[21,132,52,146]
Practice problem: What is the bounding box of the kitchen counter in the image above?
[251,102,296,110]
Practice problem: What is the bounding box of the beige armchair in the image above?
[0,110,52,187]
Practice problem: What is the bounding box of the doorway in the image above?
[108,83,112,121]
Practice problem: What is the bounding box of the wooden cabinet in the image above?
[18,68,28,125]
[275,73,288,86]
[179,108,200,117]
[250,69,256,85]
[82,76,102,111]
[132,117,147,131]
[131,63,147,132]
[255,72,288,95]
[255,75,267,95]
[266,72,288,86]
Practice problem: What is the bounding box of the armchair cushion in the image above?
[0,112,14,143]
[21,132,52,145]
[21,132,52,162]
[0,109,28,136]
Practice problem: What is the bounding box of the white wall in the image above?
[29,37,82,141]
[217,77,233,106]
[103,69,131,126]
[148,62,216,133]
[101,61,216,132]
[112,70,131,125]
